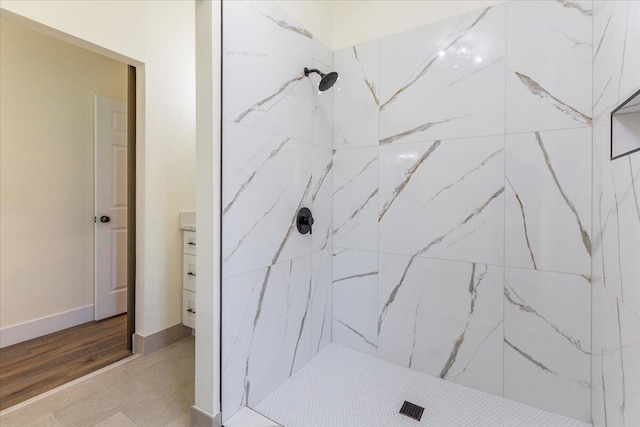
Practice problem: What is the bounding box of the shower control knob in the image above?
[296,207,314,235]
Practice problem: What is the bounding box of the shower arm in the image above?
[304,68,324,78]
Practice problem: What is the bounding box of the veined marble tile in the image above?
[221,255,313,421]
[378,254,503,396]
[222,122,312,278]
[505,128,592,275]
[593,0,640,119]
[591,281,640,427]
[311,249,332,357]
[379,135,504,266]
[592,116,640,316]
[311,145,333,252]
[223,1,311,60]
[223,1,313,143]
[333,40,380,149]
[332,249,378,356]
[506,0,592,133]
[312,37,332,71]
[378,5,505,145]
[332,147,379,252]
[312,38,334,150]
[504,268,591,422]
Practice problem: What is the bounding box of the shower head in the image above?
[304,67,339,91]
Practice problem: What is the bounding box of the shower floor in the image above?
[254,343,591,427]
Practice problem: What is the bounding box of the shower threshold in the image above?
[247,343,592,427]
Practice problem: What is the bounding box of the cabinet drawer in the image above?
[183,254,196,292]
[183,290,196,329]
[183,231,196,255]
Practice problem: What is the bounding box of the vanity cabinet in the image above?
[182,230,196,329]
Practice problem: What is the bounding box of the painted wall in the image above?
[332,1,593,422]
[221,1,333,421]
[0,0,196,338]
[195,0,221,419]
[0,18,127,338]
[591,1,640,426]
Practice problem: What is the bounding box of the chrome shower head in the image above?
[304,67,339,91]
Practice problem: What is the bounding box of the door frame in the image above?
[0,9,141,353]
[126,65,137,351]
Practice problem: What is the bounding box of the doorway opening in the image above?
[0,17,136,410]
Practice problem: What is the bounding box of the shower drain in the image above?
[399,400,424,422]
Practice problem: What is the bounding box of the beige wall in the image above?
[277,0,504,51]
[0,18,127,329]
[0,0,196,338]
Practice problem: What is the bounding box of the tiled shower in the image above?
[221,1,639,426]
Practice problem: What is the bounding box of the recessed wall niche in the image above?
[611,88,640,160]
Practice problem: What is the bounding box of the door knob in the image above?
[296,207,314,235]
[100,216,111,223]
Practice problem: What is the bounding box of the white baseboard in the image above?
[0,305,94,348]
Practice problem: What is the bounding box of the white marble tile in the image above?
[332,147,379,252]
[591,281,640,427]
[222,122,312,278]
[311,146,332,252]
[333,40,380,149]
[311,76,334,150]
[503,268,591,422]
[221,255,313,421]
[311,38,334,150]
[378,5,505,145]
[593,0,640,119]
[379,135,504,266]
[506,0,592,133]
[332,249,378,356]
[312,38,332,70]
[505,128,592,275]
[591,116,640,316]
[311,250,332,357]
[378,254,503,396]
[223,1,313,143]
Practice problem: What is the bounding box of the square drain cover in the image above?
[399,400,424,422]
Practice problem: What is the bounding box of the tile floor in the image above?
[0,337,194,427]
[0,338,595,427]
[255,343,593,427]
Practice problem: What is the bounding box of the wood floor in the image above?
[0,314,130,411]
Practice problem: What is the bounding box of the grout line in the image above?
[331,124,592,152]
[590,0,595,418]
[503,0,508,399]
[376,38,381,356]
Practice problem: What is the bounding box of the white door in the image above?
[95,95,128,320]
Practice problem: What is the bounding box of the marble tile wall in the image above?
[331,1,596,422]
[221,1,332,421]
[220,0,638,424]
[591,1,640,426]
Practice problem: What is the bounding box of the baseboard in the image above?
[132,322,192,356]
[190,406,221,427]
[0,305,94,348]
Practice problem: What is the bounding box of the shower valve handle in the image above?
[296,207,314,235]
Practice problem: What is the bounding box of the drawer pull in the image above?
[187,242,196,246]
[187,308,196,314]
[188,272,196,277]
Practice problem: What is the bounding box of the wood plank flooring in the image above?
[0,314,130,411]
